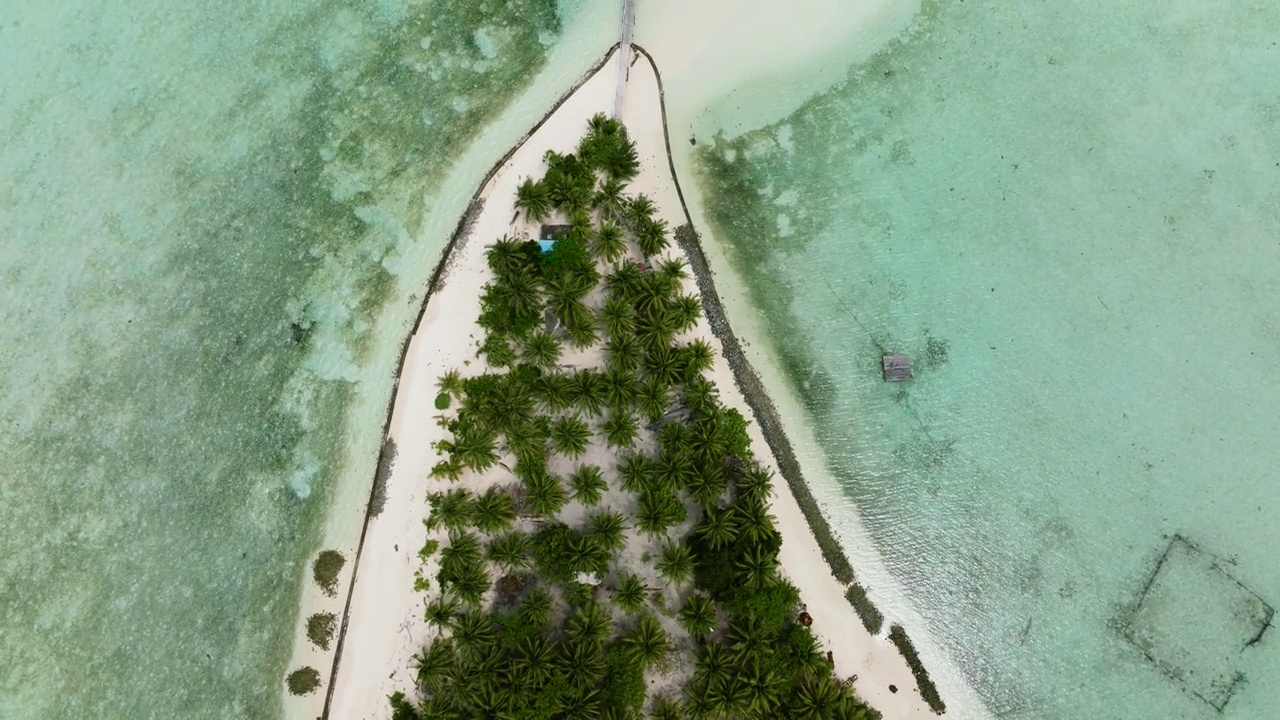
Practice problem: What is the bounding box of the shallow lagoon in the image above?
[695,1,1280,717]
[0,1,607,715]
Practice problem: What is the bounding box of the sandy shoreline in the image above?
[318,45,951,719]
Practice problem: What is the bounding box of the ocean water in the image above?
[0,1,602,717]
[693,1,1280,718]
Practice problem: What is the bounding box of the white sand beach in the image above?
[321,46,945,719]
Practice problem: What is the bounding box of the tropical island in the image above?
[380,111,878,719]
[313,47,944,720]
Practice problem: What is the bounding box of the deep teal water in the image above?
[0,2,571,716]
[695,1,1280,717]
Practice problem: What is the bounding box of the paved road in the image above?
[612,0,635,118]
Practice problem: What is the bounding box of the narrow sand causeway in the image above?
[324,46,940,719]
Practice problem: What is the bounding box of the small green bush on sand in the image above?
[306,612,337,651]
[286,666,321,695]
[313,550,346,597]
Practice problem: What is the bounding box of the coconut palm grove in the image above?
[389,115,879,719]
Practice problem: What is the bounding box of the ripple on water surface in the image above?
[0,0,566,716]
[695,1,1280,717]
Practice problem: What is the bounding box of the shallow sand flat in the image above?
[324,44,945,718]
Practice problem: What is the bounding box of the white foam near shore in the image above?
[639,1,993,715]
[322,44,955,718]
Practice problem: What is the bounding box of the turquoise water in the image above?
[695,1,1280,717]
[0,2,576,716]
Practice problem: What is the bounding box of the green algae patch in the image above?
[313,550,346,597]
[306,612,337,651]
[888,624,945,714]
[845,582,884,636]
[286,666,321,696]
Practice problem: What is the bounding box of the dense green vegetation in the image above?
[307,612,338,651]
[313,550,346,597]
[286,666,321,696]
[394,115,879,719]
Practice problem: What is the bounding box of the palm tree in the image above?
[693,642,732,689]
[438,368,466,400]
[586,509,627,553]
[515,178,552,222]
[569,368,607,416]
[687,466,728,508]
[526,472,569,518]
[414,639,454,693]
[696,506,737,549]
[486,530,531,572]
[651,695,683,720]
[567,601,614,644]
[611,573,647,613]
[678,593,718,638]
[566,317,600,350]
[425,594,460,632]
[655,540,696,586]
[488,236,530,276]
[599,294,635,339]
[637,377,669,423]
[791,675,854,720]
[536,372,574,413]
[736,499,778,544]
[550,414,591,458]
[625,194,656,231]
[735,544,778,590]
[636,490,686,538]
[522,330,562,369]
[517,634,556,686]
[657,417,693,449]
[602,409,640,450]
[450,611,496,660]
[471,488,516,533]
[737,463,774,504]
[683,375,719,416]
[683,685,714,719]
[453,428,499,472]
[606,259,644,295]
[569,464,608,506]
[426,488,473,531]
[706,675,749,718]
[644,343,684,389]
[605,332,642,373]
[567,208,594,245]
[505,419,548,462]
[742,664,786,716]
[727,616,770,665]
[429,458,463,482]
[624,615,669,669]
[446,559,490,607]
[480,332,516,367]
[600,367,639,409]
[593,179,628,222]
[651,452,693,494]
[558,637,607,690]
[634,217,671,257]
[679,339,715,376]
[658,257,688,281]
[592,221,627,263]
[602,137,640,181]
[672,294,702,332]
[617,452,653,494]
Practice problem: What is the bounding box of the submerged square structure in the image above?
[1122,535,1273,711]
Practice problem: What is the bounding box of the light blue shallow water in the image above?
[695,1,1280,717]
[0,2,571,716]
